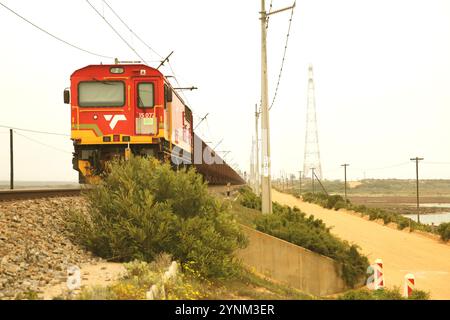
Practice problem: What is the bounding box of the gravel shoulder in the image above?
[0,197,103,299]
[40,262,125,300]
[272,189,450,300]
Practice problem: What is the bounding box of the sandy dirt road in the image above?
[41,262,125,300]
[272,190,450,299]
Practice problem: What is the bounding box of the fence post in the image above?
[403,274,415,298]
[374,258,384,290]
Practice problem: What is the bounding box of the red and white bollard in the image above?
[403,274,415,298]
[373,258,384,290]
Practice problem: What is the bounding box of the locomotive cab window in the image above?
[138,83,155,108]
[78,81,125,107]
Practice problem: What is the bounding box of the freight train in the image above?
[64,63,244,185]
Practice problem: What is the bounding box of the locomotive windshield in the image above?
[78,81,125,107]
[137,83,155,108]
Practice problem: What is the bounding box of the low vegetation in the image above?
[437,222,450,241]
[67,156,247,279]
[62,158,435,300]
[237,187,369,288]
[337,287,430,300]
[56,254,312,300]
[350,179,450,196]
[72,254,209,300]
[280,179,450,196]
[64,157,313,300]
[298,191,449,242]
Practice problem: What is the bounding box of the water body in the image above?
[420,203,450,208]
[401,203,450,208]
[402,213,450,225]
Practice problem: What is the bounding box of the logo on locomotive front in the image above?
[104,114,127,129]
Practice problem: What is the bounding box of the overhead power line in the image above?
[87,1,209,143]
[15,131,72,154]
[423,161,450,165]
[266,0,274,29]
[194,113,209,130]
[99,1,196,111]
[166,61,196,113]
[85,0,147,63]
[0,1,114,59]
[269,1,296,111]
[101,0,163,60]
[0,124,69,137]
[95,1,202,136]
[92,0,200,132]
[353,162,411,172]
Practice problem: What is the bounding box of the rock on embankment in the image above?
[0,197,100,299]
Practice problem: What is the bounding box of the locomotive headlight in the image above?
[110,67,124,74]
[93,115,98,120]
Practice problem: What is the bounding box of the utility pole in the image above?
[260,0,294,213]
[311,167,315,194]
[410,157,424,224]
[255,104,260,195]
[298,171,302,195]
[260,0,272,214]
[10,129,14,190]
[341,164,349,201]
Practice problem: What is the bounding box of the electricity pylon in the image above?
[303,64,323,180]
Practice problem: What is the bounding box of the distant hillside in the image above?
[286,179,450,196]
[0,181,79,190]
[349,179,450,196]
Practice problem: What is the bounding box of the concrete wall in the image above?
[236,225,348,296]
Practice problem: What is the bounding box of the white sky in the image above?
[0,0,449,182]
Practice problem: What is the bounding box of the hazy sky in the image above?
[0,0,449,182]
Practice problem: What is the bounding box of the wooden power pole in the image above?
[10,129,14,190]
[341,163,349,200]
[410,157,424,224]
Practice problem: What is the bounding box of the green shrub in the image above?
[67,156,247,278]
[334,200,347,211]
[302,192,346,211]
[408,289,431,300]
[338,287,429,300]
[238,186,261,210]
[300,191,436,235]
[73,256,211,300]
[253,202,368,287]
[397,219,410,230]
[15,291,40,300]
[437,222,450,241]
[326,195,345,210]
[337,288,373,300]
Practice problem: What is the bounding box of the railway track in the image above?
[0,188,82,202]
[0,183,245,202]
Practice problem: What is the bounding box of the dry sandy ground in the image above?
[40,262,126,300]
[272,190,450,300]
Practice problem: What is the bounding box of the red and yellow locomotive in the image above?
[65,63,244,185]
[64,63,193,183]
